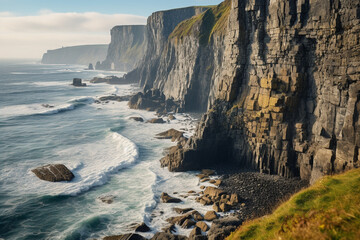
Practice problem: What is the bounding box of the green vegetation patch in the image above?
[170,0,231,45]
[227,168,360,240]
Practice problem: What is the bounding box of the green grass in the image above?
[169,0,231,45]
[227,168,360,240]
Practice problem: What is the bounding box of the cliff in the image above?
[41,45,108,65]
[119,6,210,99]
[159,0,360,184]
[152,1,231,112]
[96,25,147,72]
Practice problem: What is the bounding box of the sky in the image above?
[0,0,223,59]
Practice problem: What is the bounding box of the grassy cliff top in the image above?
[227,168,360,240]
[169,0,231,45]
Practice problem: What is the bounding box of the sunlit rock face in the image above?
[159,0,360,183]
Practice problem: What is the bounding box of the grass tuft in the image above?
[227,168,360,240]
[170,0,231,45]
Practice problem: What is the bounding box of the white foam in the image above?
[14,131,139,196]
[31,81,68,87]
[10,72,33,75]
[0,97,94,119]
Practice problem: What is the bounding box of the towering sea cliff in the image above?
[119,6,210,99]
[41,45,108,65]
[129,0,360,184]
[96,25,147,72]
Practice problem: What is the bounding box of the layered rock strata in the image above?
[97,25,147,72]
[160,0,360,184]
[120,6,212,110]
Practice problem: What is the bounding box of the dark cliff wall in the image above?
[41,45,108,65]
[161,0,360,184]
[153,1,231,112]
[121,6,210,100]
[97,25,147,72]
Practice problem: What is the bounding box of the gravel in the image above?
[217,168,309,221]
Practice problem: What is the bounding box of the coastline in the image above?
[95,87,309,240]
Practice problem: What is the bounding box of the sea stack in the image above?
[72,78,86,87]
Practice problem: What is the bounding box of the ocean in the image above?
[0,60,212,240]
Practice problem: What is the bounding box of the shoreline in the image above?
[96,92,309,240]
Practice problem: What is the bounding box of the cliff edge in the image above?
[97,25,147,72]
[41,44,108,65]
[159,0,360,184]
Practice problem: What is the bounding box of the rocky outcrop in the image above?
[32,164,74,182]
[161,192,182,203]
[151,232,187,240]
[103,234,146,240]
[128,89,180,113]
[160,0,360,183]
[97,25,147,72]
[134,223,151,232]
[155,129,185,142]
[72,78,86,87]
[90,75,137,84]
[41,44,108,65]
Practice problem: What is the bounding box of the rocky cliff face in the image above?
[152,1,231,112]
[161,0,360,184]
[41,44,108,65]
[97,25,147,72]
[120,6,210,101]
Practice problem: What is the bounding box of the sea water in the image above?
[0,60,212,240]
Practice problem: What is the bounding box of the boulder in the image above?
[200,178,210,183]
[130,117,144,122]
[161,192,182,203]
[197,174,207,179]
[202,169,215,175]
[155,129,184,141]
[166,214,191,225]
[189,227,207,240]
[134,222,151,232]
[214,180,222,187]
[181,219,196,229]
[103,233,146,240]
[173,207,193,214]
[151,232,187,240]
[229,193,239,206]
[200,196,212,205]
[88,63,94,70]
[98,195,115,204]
[219,203,231,212]
[31,164,74,182]
[204,187,225,198]
[41,104,54,108]
[147,118,166,124]
[204,211,218,221]
[213,202,221,212]
[207,216,242,240]
[190,210,204,221]
[168,114,176,120]
[196,221,209,232]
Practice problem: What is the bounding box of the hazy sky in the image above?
[0,0,223,59]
